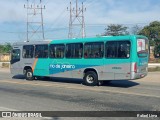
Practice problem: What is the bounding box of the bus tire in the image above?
[25,69,34,81]
[84,71,98,86]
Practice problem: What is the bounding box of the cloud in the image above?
[1,0,160,24]
[0,0,26,22]
[85,0,160,24]
[1,0,160,42]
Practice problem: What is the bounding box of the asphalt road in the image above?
[0,68,160,120]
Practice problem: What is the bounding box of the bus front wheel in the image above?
[84,71,98,86]
[25,69,34,81]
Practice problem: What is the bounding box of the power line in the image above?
[0,27,69,34]
[45,9,67,31]
[0,22,150,33]
[24,0,46,41]
[44,0,69,32]
[0,19,151,38]
[67,0,86,38]
[85,0,98,8]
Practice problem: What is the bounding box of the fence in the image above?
[0,54,10,68]
[0,53,10,62]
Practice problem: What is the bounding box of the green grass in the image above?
[1,63,10,68]
[148,67,160,72]
[149,58,160,63]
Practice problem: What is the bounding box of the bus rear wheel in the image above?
[84,71,98,86]
[25,69,34,81]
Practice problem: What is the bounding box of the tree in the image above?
[139,21,160,57]
[0,43,12,53]
[3,43,12,53]
[131,25,142,35]
[0,45,4,53]
[139,21,160,45]
[103,24,129,36]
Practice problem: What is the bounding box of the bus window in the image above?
[137,39,148,57]
[49,44,65,58]
[106,41,130,59]
[66,43,83,58]
[23,45,34,58]
[105,41,117,58]
[11,49,20,64]
[118,41,130,58]
[84,42,104,58]
[35,45,48,58]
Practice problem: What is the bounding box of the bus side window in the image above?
[84,52,88,58]
[23,45,34,58]
[50,51,54,58]
[84,42,104,59]
[44,49,48,58]
[107,47,113,57]
[35,52,39,58]
[23,49,26,58]
[35,45,48,58]
[106,41,130,59]
[49,44,65,58]
[66,43,83,59]
[118,41,130,58]
[66,47,71,58]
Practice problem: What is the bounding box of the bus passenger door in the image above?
[105,41,131,80]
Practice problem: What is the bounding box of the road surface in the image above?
[0,68,159,120]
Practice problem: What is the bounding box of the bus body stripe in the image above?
[32,58,38,72]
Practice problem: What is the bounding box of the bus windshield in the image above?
[12,49,20,60]
[137,39,149,57]
[11,49,20,64]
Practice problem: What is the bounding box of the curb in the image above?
[148,63,160,68]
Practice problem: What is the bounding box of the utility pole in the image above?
[24,0,45,42]
[67,0,86,39]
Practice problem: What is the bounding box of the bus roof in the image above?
[12,35,147,46]
[13,40,52,46]
[50,35,147,44]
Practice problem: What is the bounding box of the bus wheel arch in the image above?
[23,66,32,74]
[83,68,98,86]
[24,66,34,80]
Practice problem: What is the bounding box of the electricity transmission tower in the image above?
[24,0,45,41]
[67,0,86,39]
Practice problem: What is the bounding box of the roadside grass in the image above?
[1,63,10,68]
[149,58,160,63]
[148,67,160,72]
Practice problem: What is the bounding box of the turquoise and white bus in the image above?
[10,35,149,86]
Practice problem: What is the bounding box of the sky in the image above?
[1,0,160,44]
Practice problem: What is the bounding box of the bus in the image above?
[10,35,149,86]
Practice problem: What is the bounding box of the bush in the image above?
[148,67,160,72]
[2,63,10,68]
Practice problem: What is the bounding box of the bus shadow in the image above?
[12,75,139,88]
[39,77,83,85]
[12,75,25,79]
[12,75,83,84]
[102,80,139,88]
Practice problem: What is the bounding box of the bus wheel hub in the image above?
[86,75,94,83]
[27,72,32,78]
